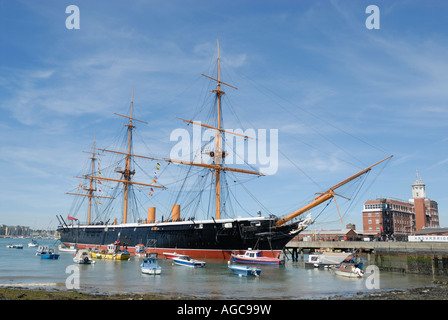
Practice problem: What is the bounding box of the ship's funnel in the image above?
[171,204,180,221]
[148,207,156,223]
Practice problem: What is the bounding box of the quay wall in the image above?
[285,240,448,276]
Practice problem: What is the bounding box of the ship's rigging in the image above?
[65,40,393,230]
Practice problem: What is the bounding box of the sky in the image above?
[0,0,447,230]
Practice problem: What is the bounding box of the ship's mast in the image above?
[165,40,263,221]
[87,137,97,224]
[67,136,115,224]
[122,88,135,224]
[84,89,166,224]
[214,40,223,219]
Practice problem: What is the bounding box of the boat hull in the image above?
[58,217,299,259]
[331,265,364,278]
[231,254,284,265]
[172,257,206,268]
[141,267,161,275]
[41,254,60,259]
[91,251,130,260]
[228,265,261,277]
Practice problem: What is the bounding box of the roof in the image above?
[414,227,448,235]
[299,229,358,236]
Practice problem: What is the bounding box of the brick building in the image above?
[362,175,439,240]
[296,224,360,241]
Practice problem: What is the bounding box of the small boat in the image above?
[305,252,351,269]
[231,249,284,265]
[331,254,364,278]
[91,243,130,260]
[163,252,184,259]
[172,255,206,268]
[228,264,261,277]
[58,243,77,252]
[331,263,364,278]
[134,244,146,258]
[6,244,23,249]
[141,254,162,275]
[40,248,60,260]
[28,240,38,247]
[73,249,94,264]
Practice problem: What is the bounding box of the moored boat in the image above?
[331,263,364,278]
[73,249,94,264]
[305,251,352,269]
[141,254,161,275]
[163,252,184,259]
[6,244,23,249]
[228,264,261,277]
[134,244,146,257]
[28,240,38,247]
[90,242,130,260]
[331,253,364,278]
[172,255,206,268]
[40,248,60,260]
[58,243,77,253]
[231,249,284,265]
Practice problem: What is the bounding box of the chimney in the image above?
[171,204,180,221]
[147,207,156,223]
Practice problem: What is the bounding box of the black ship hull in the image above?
[57,216,300,259]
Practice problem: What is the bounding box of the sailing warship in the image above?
[57,42,392,259]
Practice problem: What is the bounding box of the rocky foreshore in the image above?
[1,280,448,300]
[328,280,448,300]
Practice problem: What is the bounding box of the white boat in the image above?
[331,254,364,278]
[141,254,161,275]
[28,240,38,247]
[331,263,364,278]
[228,264,261,277]
[134,244,146,257]
[231,249,284,265]
[305,252,351,268]
[58,243,77,252]
[6,244,23,249]
[172,255,206,268]
[73,249,94,264]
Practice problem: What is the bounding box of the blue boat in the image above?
[228,264,261,277]
[37,246,60,260]
[172,255,206,268]
[141,254,162,275]
[41,251,60,259]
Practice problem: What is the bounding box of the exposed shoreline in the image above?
[0,280,447,300]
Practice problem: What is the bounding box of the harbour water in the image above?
[0,238,437,299]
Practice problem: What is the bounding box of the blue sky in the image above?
[0,0,447,230]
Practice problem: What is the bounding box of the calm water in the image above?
[0,238,438,299]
